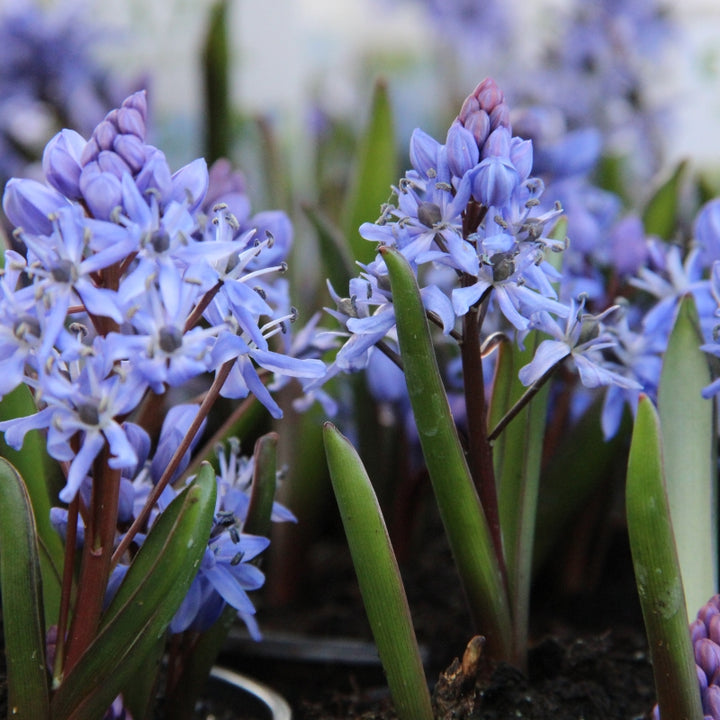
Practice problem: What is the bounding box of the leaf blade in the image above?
[0,457,50,719]
[324,422,433,720]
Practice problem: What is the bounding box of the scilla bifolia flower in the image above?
[0,90,323,718]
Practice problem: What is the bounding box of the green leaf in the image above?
[50,464,217,720]
[381,246,512,661]
[302,202,357,293]
[342,78,396,266]
[626,396,703,720]
[162,432,281,720]
[323,422,433,720]
[202,0,231,164]
[491,332,550,666]
[642,160,687,240]
[658,295,716,616]
[0,457,50,719]
[0,383,63,627]
[243,432,279,539]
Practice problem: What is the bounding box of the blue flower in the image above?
[519,298,643,393]
[0,346,146,501]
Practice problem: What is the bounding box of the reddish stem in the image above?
[460,297,507,589]
[63,449,121,673]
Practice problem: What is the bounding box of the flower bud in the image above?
[696,638,720,681]
[445,122,480,179]
[509,137,533,182]
[93,119,118,152]
[117,106,145,138]
[409,128,441,178]
[42,129,86,199]
[170,157,209,212]
[698,597,720,625]
[705,683,720,719]
[134,148,172,201]
[482,126,512,159]
[79,165,122,219]
[113,133,147,173]
[3,178,68,235]
[693,618,709,643]
[710,614,720,645]
[97,150,132,179]
[471,155,519,207]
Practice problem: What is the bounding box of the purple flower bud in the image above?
[97,150,132,179]
[489,103,510,131]
[113,133,147,173]
[698,597,720,625]
[509,137,533,182]
[464,111,491,148]
[693,618,710,643]
[409,128,441,178]
[457,78,510,149]
[80,137,101,166]
[79,165,122,219]
[117,106,145,138]
[695,638,720,680]
[472,78,504,114]
[93,119,118,151]
[445,122,480,179]
[709,614,720,646]
[170,158,209,212]
[121,90,148,126]
[471,155,519,207]
[482,126,512,159]
[42,129,86,199]
[458,94,480,124]
[704,684,720,719]
[134,148,172,201]
[2,178,69,234]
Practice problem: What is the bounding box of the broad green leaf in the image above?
[491,332,549,666]
[643,160,687,240]
[0,384,63,626]
[658,295,716,616]
[50,464,217,720]
[342,79,396,266]
[626,396,703,720]
[381,246,512,661]
[324,422,433,720]
[0,457,50,719]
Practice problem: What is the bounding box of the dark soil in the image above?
[215,510,657,720]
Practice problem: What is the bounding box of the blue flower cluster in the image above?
[317,78,720,445]
[0,91,324,503]
[317,80,641,417]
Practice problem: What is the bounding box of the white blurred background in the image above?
[63,0,720,174]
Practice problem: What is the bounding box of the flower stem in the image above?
[64,451,121,673]
[460,298,506,585]
[111,359,234,567]
[488,363,558,443]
